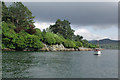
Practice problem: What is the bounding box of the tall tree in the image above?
[8,2,35,33]
[49,19,74,40]
[73,35,83,41]
[2,2,9,22]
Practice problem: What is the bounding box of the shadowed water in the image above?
[2,50,118,78]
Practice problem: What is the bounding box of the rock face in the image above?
[23,48,35,51]
[39,44,49,51]
[47,44,65,51]
[64,48,74,51]
[2,48,15,51]
[78,47,93,51]
[33,44,93,51]
[39,44,93,51]
[39,44,75,51]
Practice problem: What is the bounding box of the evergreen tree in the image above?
[9,2,35,27]
[2,2,9,22]
[8,2,35,33]
[49,19,74,40]
[73,35,83,41]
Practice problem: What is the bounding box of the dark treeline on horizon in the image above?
[1,2,98,50]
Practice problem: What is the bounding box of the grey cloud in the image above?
[6,2,118,28]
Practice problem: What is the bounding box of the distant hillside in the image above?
[89,38,119,49]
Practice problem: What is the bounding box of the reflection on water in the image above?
[2,50,118,78]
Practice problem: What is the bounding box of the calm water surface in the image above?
[2,50,118,78]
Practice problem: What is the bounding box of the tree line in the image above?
[2,2,98,50]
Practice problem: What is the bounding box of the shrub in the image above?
[43,32,56,45]
[2,22,16,49]
[15,31,28,49]
[34,28,43,41]
[89,44,96,48]
[74,46,79,49]
[63,40,76,48]
[43,32,66,45]
[26,34,43,49]
[15,31,43,49]
[82,40,89,48]
[2,22,43,50]
[74,41,83,47]
[2,22,9,34]
[54,34,63,45]
[2,38,15,49]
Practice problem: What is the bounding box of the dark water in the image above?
[2,50,118,78]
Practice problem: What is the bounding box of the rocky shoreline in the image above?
[2,44,94,51]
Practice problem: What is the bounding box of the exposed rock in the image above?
[23,48,35,51]
[64,48,74,51]
[39,44,94,51]
[48,45,56,51]
[78,47,93,51]
[75,49,78,51]
[2,48,15,51]
[39,44,49,51]
[48,44,65,51]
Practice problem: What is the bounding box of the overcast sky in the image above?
[6,2,118,40]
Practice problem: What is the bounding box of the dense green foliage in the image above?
[2,2,97,50]
[42,32,64,45]
[2,22,43,50]
[2,2,9,22]
[73,35,83,41]
[49,19,74,40]
[74,41,83,48]
[2,2,36,34]
[63,40,76,48]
